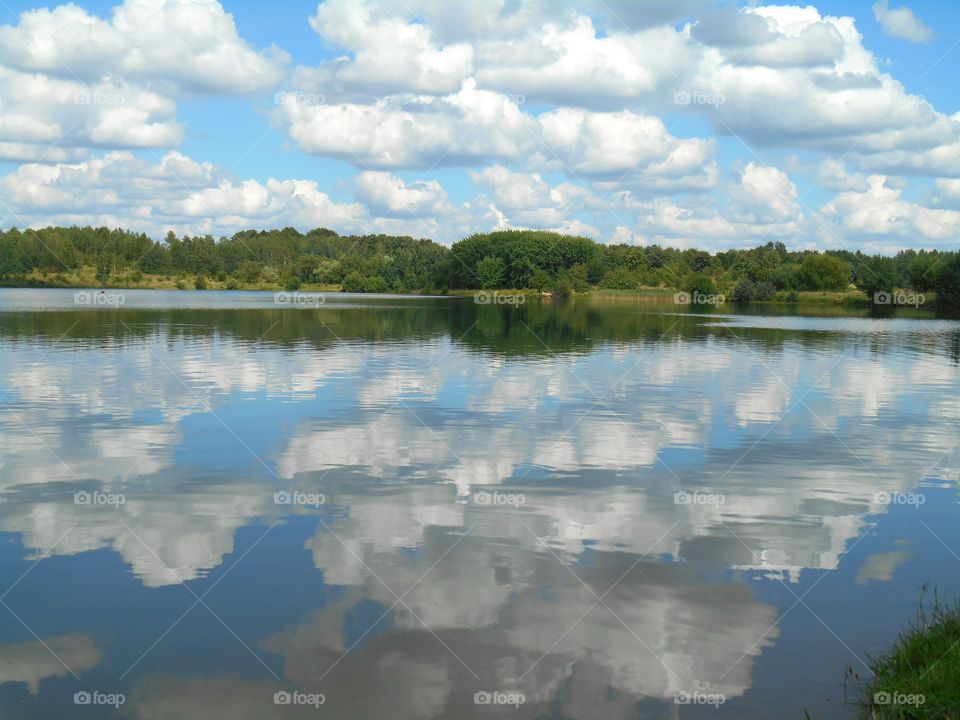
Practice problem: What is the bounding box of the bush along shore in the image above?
[847,589,960,719]
[2,226,959,308]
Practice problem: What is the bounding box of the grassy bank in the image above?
[1,268,932,308]
[593,287,874,305]
[1,268,342,293]
[850,591,960,719]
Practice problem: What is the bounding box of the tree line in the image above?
[1,226,959,306]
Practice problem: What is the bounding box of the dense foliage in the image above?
[2,226,959,305]
[0,226,447,294]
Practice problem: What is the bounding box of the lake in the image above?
[0,288,958,719]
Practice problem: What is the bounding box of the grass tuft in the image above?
[851,586,960,719]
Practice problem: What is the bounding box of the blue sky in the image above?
[0,0,958,251]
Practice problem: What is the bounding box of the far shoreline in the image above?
[0,274,932,309]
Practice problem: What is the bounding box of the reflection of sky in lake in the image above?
[0,289,958,719]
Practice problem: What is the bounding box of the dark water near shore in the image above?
[0,288,958,719]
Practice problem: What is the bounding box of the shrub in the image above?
[476,255,506,289]
[600,267,639,290]
[341,271,365,293]
[731,279,756,302]
[800,254,851,290]
[933,255,960,307]
[362,275,389,293]
[527,268,552,291]
[684,272,716,296]
[553,277,573,298]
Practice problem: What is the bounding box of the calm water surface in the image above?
[0,288,958,719]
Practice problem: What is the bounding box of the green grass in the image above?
[0,268,344,293]
[850,588,960,719]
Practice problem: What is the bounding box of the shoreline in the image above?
[1,276,921,308]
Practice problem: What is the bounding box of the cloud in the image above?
[0,151,363,236]
[692,6,844,66]
[821,175,960,241]
[303,0,472,98]
[536,107,717,190]
[0,67,183,159]
[275,79,536,169]
[872,0,935,43]
[0,0,288,93]
[0,0,288,160]
[686,6,960,177]
[728,162,802,223]
[355,171,450,217]
[474,17,690,107]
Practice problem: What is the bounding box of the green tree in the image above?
[236,260,263,283]
[95,261,111,284]
[569,263,590,292]
[855,257,899,301]
[933,255,960,307]
[800,254,850,291]
[476,255,506,289]
[684,272,716,296]
[341,271,365,293]
[553,277,573,297]
[528,268,552,291]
